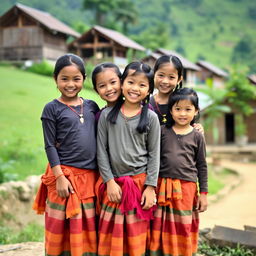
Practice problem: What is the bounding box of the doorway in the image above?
[225,113,235,143]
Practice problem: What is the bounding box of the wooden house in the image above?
[141,48,201,87]
[0,3,80,62]
[68,25,145,69]
[196,60,229,88]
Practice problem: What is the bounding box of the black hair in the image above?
[154,54,183,89]
[107,61,154,133]
[91,62,122,92]
[53,53,86,80]
[166,87,200,128]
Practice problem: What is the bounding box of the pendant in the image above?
[79,114,84,123]
[162,115,167,123]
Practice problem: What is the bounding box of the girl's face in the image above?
[171,99,198,127]
[95,68,121,106]
[154,62,182,95]
[55,65,84,100]
[122,71,150,105]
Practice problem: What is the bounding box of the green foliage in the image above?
[0,158,18,184]
[226,65,256,116]
[198,242,255,256]
[0,66,105,180]
[197,79,232,144]
[0,222,44,244]
[27,60,54,77]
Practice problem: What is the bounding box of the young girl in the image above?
[96,62,161,256]
[150,54,183,125]
[33,54,99,256]
[92,62,122,120]
[149,87,208,256]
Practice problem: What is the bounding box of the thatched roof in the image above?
[0,3,80,38]
[197,60,228,78]
[71,25,145,51]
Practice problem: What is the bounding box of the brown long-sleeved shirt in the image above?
[160,126,208,192]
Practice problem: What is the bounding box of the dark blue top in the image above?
[41,98,99,170]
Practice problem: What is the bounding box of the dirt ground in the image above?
[0,160,255,255]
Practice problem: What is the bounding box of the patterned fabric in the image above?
[33,164,98,256]
[149,178,199,256]
[96,173,152,256]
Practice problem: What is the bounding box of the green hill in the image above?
[0,66,104,180]
[1,0,255,72]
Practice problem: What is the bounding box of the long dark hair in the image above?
[91,62,121,92]
[154,55,183,89]
[53,53,86,80]
[107,62,154,133]
[166,87,200,127]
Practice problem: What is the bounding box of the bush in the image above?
[27,60,54,77]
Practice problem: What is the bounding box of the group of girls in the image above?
[33,53,208,256]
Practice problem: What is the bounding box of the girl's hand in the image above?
[106,179,122,203]
[56,175,74,198]
[193,123,204,135]
[141,185,156,210]
[196,193,208,212]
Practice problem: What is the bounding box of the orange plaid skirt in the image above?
[149,178,199,256]
[33,164,98,256]
[95,173,152,256]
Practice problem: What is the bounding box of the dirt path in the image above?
[200,160,256,230]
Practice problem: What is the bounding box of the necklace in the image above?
[121,105,141,123]
[65,98,84,123]
[154,97,167,124]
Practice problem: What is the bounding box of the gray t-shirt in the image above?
[97,107,160,187]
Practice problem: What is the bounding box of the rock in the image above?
[206,225,256,250]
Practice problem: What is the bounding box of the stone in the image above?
[206,225,256,250]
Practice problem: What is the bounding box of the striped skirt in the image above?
[33,164,98,256]
[149,178,199,256]
[96,173,153,256]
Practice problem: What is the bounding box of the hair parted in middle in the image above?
[107,61,154,133]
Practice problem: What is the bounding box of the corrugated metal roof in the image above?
[197,60,229,77]
[11,3,80,38]
[93,25,145,51]
[156,48,201,71]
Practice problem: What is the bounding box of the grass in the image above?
[0,222,44,244]
[0,66,105,180]
[207,167,235,195]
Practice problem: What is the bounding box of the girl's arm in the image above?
[195,133,208,212]
[97,111,122,202]
[41,107,74,198]
[141,113,160,209]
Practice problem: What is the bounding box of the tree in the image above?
[113,0,138,34]
[82,0,117,25]
[225,65,256,142]
[197,79,231,144]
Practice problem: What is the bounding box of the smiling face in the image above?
[171,99,198,128]
[55,64,84,101]
[122,70,150,105]
[95,68,121,106]
[154,62,182,95]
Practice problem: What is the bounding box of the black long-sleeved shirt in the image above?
[41,98,99,170]
[160,126,208,192]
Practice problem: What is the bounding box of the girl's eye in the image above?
[98,84,105,89]
[74,78,81,81]
[127,80,133,85]
[158,74,164,78]
[186,108,192,111]
[175,107,180,111]
[111,80,117,84]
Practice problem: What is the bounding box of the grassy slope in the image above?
[167,0,256,69]
[0,66,105,180]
